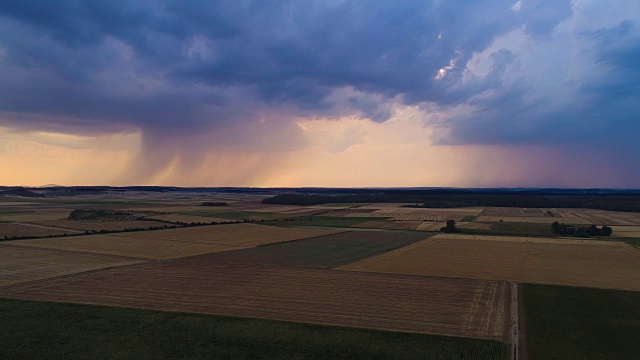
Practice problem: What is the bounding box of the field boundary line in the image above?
[511,282,519,360]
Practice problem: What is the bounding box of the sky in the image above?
[0,0,639,188]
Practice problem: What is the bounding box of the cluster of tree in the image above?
[200,202,229,207]
[68,209,138,221]
[440,220,460,233]
[552,221,612,237]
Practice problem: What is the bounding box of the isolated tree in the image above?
[441,220,458,233]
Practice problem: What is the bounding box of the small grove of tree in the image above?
[440,220,460,233]
[201,202,229,207]
[552,221,612,237]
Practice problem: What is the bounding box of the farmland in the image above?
[0,244,143,286]
[107,223,345,247]
[340,234,640,291]
[523,284,640,360]
[194,230,431,269]
[3,188,640,359]
[0,298,508,360]
[9,235,246,260]
[0,254,509,341]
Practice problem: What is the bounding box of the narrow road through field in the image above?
[511,282,519,360]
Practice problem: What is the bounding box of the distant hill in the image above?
[0,188,46,198]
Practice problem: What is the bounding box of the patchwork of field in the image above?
[475,216,565,224]
[333,211,466,221]
[108,223,344,247]
[9,235,245,260]
[31,219,169,232]
[198,230,431,269]
[0,256,509,341]
[570,209,640,226]
[0,223,71,238]
[0,244,143,287]
[340,234,640,291]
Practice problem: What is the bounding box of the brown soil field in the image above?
[0,256,509,341]
[350,220,423,230]
[32,219,170,232]
[0,223,71,238]
[340,234,640,291]
[0,244,143,287]
[10,235,245,260]
[109,223,345,247]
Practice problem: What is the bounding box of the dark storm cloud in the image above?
[0,0,527,133]
[2,0,635,156]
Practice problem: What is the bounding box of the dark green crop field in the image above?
[214,229,430,269]
[523,284,640,360]
[0,298,507,360]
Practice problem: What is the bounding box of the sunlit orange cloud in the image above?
[0,127,141,186]
[0,113,630,188]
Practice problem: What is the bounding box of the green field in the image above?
[266,216,390,228]
[622,238,640,248]
[222,230,430,268]
[0,298,508,360]
[461,216,477,222]
[464,221,558,237]
[523,284,640,360]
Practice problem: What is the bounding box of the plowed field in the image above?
[0,256,509,341]
[108,223,345,247]
[0,244,143,287]
[340,234,640,291]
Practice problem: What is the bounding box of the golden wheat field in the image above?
[0,256,509,341]
[0,244,143,286]
[9,234,246,260]
[0,223,73,238]
[339,234,640,291]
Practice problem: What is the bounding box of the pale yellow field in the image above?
[476,216,565,223]
[571,210,640,226]
[456,222,493,231]
[109,223,345,247]
[10,235,245,260]
[0,211,72,222]
[0,223,74,238]
[416,222,446,231]
[609,226,640,238]
[0,244,143,287]
[339,234,640,291]
[339,212,465,221]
